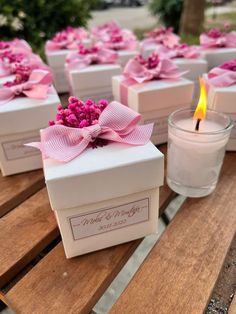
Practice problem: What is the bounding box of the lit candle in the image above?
[167,79,233,197]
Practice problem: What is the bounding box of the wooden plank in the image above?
[0,169,45,217]
[0,188,59,289]
[1,172,174,313]
[110,152,236,314]
[229,295,236,314]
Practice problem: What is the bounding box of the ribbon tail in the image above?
[23,85,48,99]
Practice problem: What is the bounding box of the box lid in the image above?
[208,84,236,113]
[69,64,122,91]
[44,141,164,210]
[112,75,194,113]
[0,86,60,136]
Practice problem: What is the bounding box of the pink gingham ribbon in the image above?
[207,67,236,87]
[200,31,236,48]
[0,69,53,105]
[27,101,153,162]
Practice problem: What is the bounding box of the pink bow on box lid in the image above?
[66,44,118,71]
[200,28,236,48]
[142,27,180,50]
[0,69,53,105]
[0,39,32,54]
[206,59,236,87]
[27,100,153,162]
[156,44,201,59]
[101,29,137,51]
[123,53,187,84]
[92,21,121,40]
[45,26,89,52]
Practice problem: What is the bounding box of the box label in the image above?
[69,197,150,240]
[144,115,168,136]
[2,135,40,161]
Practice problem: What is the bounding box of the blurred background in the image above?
[0,0,236,57]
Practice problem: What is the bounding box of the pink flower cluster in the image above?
[0,50,25,64]
[207,28,224,39]
[219,59,236,71]
[135,53,160,69]
[0,41,10,50]
[92,21,121,40]
[51,26,88,44]
[49,97,108,128]
[77,44,100,55]
[3,65,31,87]
[145,26,174,39]
[102,29,137,51]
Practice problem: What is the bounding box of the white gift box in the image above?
[112,75,194,145]
[67,64,122,103]
[45,39,92,93]
[202,48,236,70]
[207,84,236,151]
[173,58,208,107]
[118,50,138,67]
[0,87,60,175]
[43,141,164,258]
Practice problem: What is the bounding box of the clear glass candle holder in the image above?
[167,109,233,197]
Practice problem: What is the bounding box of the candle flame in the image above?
[194,78,207,121]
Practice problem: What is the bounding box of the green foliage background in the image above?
[0,0,96,55]
[149,0,184,33]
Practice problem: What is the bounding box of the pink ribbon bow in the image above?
[45,27,88,51]
[0,69,53,105]
[102,29,137,51]
[207,67,236,87]
[66,46,118,70]
[123,57,186,84]
[0,39,32,54]
[200,31,236,48]
[156,44,201,59]
[27,101,153,162]
[141,28,180,50]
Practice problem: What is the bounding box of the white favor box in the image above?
[67,64,122,102]
[112,76,194,145]
[202,48,236,70]
[43,142,164,258]
[118,50,138,67]
[0,87,60,175]
[173,58,208,107]
[208,84,236,151]
[45,39,92,93]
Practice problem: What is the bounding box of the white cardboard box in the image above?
[0,87,60,175]
[118,50,138,67]
[43,141,164,257]
[112,75,194,144]
[45,38,92,93]
[67,64,122,101]
[202,48,236,70]
[208,84,236,151]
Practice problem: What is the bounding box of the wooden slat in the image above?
[110,152,236,314]
[1,176,174,314]
[229,295,236,314]
[0,188,59,289]
[0,169,45,217]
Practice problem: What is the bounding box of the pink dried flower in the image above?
[219,59,236,71]
[224,23,231,30]
[145,26,174,39]
[3,64,31,87]
[135,53,160,69]
[207,28,223,38]
[49,97,109,148]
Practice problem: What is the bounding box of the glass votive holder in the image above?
[167,108,233,197]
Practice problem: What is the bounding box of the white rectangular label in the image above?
[2,135,40,161]
[144,115,168,136]
[69,197,150,240]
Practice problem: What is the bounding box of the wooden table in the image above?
[0,146,235,314]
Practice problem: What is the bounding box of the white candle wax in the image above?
[167,112,232,197]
